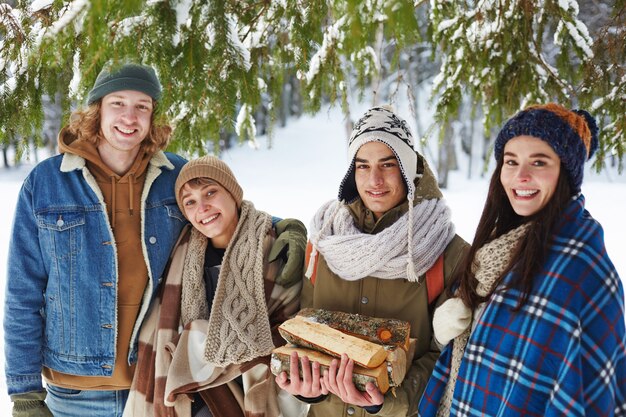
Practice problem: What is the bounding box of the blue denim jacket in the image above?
[3,151,187,395]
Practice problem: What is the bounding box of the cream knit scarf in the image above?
[437,222,530,417]
[180,200,275,367]
[306,198,454,283]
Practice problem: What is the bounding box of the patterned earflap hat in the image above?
[339,105,418,202]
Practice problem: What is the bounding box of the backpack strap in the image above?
[305,241,319,285]
[426,255,444,304]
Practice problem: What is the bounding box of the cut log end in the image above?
[296,308,411,350]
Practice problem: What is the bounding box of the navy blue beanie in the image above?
[494,105,599,193]
[87,63,162,105]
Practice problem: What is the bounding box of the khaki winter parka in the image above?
[301,168,468,417]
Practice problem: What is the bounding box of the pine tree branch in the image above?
[530,36,577,97]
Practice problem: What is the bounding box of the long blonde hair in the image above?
[66,100,172,154]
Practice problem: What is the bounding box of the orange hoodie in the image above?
[43,129,151,390]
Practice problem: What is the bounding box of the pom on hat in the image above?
[338,105,418,203]
[175,156,243,216]
[87,62,162,105]
[494,103,599,193]
[573,109,599,159]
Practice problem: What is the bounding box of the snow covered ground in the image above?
[0,103,623,412]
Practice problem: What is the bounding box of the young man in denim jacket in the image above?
[3,62,187,417]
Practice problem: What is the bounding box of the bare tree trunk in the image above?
[43,93,63,157]
[371,22,384,106]
[465,118,474,180]
[406,51,424,140]
[280,77,291,127]
[2,144,9,168]
[461,99,476,180]
[437,120,458,189]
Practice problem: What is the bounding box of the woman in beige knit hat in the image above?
[124,156,309,417]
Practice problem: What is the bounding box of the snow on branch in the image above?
[0,3,24,42]
[566,19,593,58]
[591,85,620,112]
[30,0,54,13]
[172,0,192,46]
[301,15,347,85]
[236,103,257,146]
[228,15,252,72]
[68,51,82,100]
[113,15,151,40]
[350,46,380,75]
[0,5,30,96]
[45,0,89,37]
[557,0,579,15]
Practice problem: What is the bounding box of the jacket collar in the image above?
[60,150,174,173]
[348,198,407,234]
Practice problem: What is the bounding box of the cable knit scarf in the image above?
[123,200,278,417]
[306,198,454,282]
[181,200,275,366]
[437,222,530,417]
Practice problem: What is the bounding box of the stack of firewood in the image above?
[270,308,415,394]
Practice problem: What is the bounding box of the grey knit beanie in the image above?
[87,62,162,105]
[175,156,244,215]
[339,105,418,203]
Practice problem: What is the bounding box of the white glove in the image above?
[432,297,472,346]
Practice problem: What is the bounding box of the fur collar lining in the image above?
[60,150,174,173]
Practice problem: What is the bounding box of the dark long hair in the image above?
[454,158,573,310]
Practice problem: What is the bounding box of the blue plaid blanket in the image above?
[419,195,626,416]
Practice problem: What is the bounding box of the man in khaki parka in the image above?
[276,105,468,417]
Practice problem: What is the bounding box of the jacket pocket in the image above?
[36,210,85,259]
[42,292,63,352]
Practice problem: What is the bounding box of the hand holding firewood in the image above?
[272,308,416,404]
[275,350,329,399]
[320,353,385,408]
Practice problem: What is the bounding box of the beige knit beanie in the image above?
[175,156,243,215]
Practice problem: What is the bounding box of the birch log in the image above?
[270,345,390,394]
[278,316,387,369]
[296,308,411,350]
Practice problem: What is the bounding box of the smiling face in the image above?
[500,135,561,217]
[354,141,407,220]
[98,90,153,157]
[180,179,239,248]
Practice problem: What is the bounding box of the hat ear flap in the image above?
[574,109,599,160]
[338,162,359,203]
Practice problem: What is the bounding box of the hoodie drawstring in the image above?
[129,174,135,217]
[110,176,117,230]
[110,173,138,230]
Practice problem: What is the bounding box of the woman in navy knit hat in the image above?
[419,103,626,417]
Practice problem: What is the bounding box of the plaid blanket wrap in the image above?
[123,202,303,417]
[419,194,626,417]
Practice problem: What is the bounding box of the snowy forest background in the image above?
[0,0,624,413]
[1,0,624,176]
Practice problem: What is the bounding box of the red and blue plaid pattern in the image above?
[419,195,626,417]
